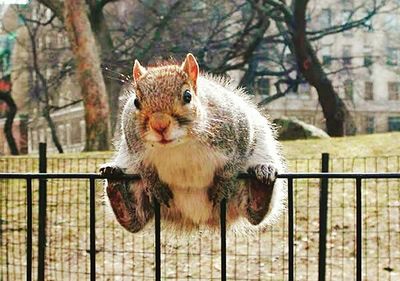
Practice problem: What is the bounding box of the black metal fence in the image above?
[1,144,400,280]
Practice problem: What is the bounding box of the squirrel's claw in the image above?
[247,164,278,186]
[99,165,125,176]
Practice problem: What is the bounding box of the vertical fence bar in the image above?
[220,198,227,281]
[154,200,161,281]
[319,153,329,281]
[89,178,96,281]
[37,143,47,281]
[26,178,32,281]
[356,177,362,281]
[288,177,294,281]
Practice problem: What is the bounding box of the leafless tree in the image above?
[31,0,392,140]
[14,5,71,153]
[0,80,19,155]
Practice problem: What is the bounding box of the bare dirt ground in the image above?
[1,135,400,280]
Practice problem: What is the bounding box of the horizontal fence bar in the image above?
[0,172,400,179]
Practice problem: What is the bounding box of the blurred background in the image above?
[0,0,398,155]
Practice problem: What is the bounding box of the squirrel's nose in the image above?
[149,113,171,134]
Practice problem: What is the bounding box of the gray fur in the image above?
[102,64,287,234]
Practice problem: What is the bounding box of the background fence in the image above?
[1,151,400,280]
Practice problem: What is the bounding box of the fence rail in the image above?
[1,144,400,280]
[1,173,400,281]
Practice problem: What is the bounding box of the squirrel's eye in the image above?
[183,90,192,104]
[134,98,141,109]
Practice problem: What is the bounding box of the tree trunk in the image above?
[64,0,110,151]
[290,0,355,136]
[90,8,121,137]
[239,57,259,92]
[42,107,64,153]
[0,91,19,155]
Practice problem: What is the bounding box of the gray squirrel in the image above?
[100,53,286,233]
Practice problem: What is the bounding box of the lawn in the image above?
[1,132,399,280]
[282,132,400,158]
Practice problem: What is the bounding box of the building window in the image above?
[298,83,311,97]
[31,7,37,21]
[46,129,51,148]
[80,121,85,144]
[37,37,43,50]
[28,129,32,152]
[64,36,69,47]
[363,45,373,66]
[39,128,46,143]
[344,80,353,100]
[319,8,332,29]
[45,35,51,49]
[385,13,398,31]
[45,8,52,21]
[66,124,71,146]
[364,81,373,100]
[386,48,399,66]
[57,33,64,48]
[256,77,270,96]
[388,82,399,100]
[388,116,400,132]
[343,45,352,65]
[321,45,332,65]
[366,116,375,134]
[46,68,52,80]
[58,125,65,144]
[32,131,37,151]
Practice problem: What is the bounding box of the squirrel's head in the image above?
[126,53,202,147]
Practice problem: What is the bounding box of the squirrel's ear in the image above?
[133,59,147,82]
[181,53,199,92]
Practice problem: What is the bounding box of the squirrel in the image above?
[100,53,286,233]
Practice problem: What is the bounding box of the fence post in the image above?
[356,177,362,281]
[89,178,96,281]
[26,178,32,281]
[37,143,47,281]
[288,177,294,281]
[220,198,227,281]
[154,199,161,281]
[318,153,329,281]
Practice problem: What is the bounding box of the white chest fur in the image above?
[145,140,226,189]
[144,140,227,223]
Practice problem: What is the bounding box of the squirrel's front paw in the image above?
[99,164,125,176]
[247,164,278,186]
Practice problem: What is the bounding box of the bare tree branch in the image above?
[36,0,64,22]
